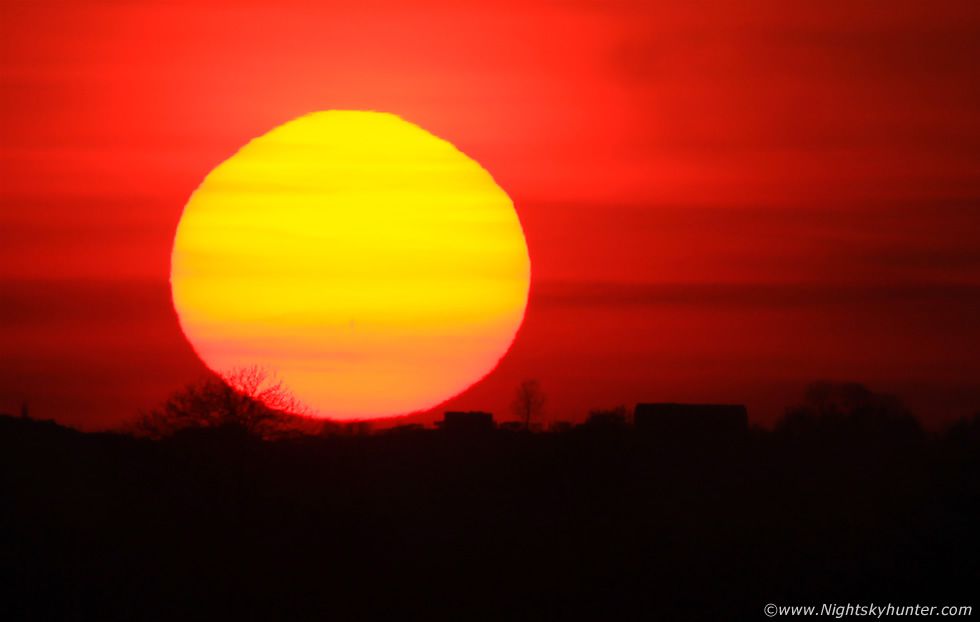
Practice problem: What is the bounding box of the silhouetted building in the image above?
[384,423,426,436]
[584,406,629,430]
[634,403,748,440]
[440,411,495,433]
[319,420,373,437]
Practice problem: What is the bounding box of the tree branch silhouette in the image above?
[137,365,310,439]
[511,379,545,430]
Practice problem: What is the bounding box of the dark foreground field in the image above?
[2,413,978,621]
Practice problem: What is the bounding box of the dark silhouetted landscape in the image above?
[2,381,977,620]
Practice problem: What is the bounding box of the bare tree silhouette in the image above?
[511,379,545,430]
[137,365,310,439]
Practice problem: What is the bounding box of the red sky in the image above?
[3,0,980,429]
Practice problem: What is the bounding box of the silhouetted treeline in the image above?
[1,386,978,621]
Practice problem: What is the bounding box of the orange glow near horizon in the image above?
[171,111,530,420]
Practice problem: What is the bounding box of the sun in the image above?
[170,111,530,420]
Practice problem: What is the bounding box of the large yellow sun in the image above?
[171,111,530,420]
